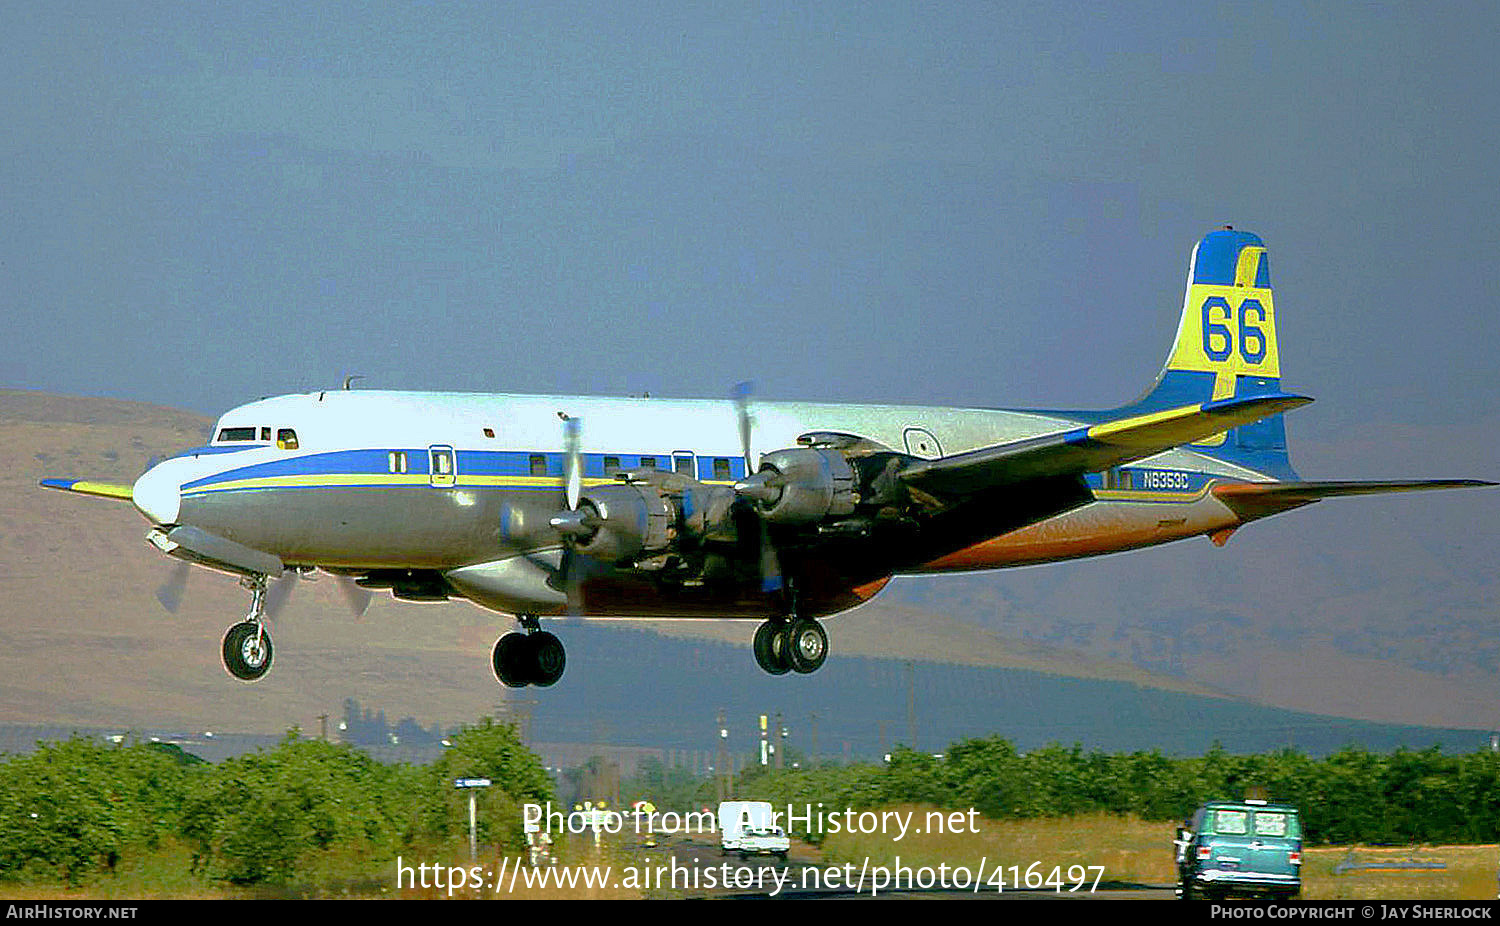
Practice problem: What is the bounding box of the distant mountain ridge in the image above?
[2,389,1495,738]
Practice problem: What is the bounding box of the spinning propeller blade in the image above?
[335,576,373,618]
[562,414,582,511]
[730,382,783,594]
[733,381,755,472]
[154,561,191,613]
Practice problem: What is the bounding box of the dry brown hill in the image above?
[0,389,1234,736]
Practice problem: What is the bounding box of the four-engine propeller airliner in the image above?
[42,229,1493,688]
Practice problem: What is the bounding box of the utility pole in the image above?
[809,712,819,769]
[716,710,729,801]
[905,659,916,751]
[495,699,536,743]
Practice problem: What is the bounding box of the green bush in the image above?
[180,733,426,884]
[0,737,192,884]
[422,718,555,853]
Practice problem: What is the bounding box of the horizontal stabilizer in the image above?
[40,478,134,501]
[900,393,1311,498]
[1214,479,1496,520]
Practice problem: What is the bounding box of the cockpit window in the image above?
[217,427,258,442]
[276,428,299,450]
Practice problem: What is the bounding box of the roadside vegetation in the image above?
[5,729,1499,898]
[0,718,551,895]
[736,739,1500,846]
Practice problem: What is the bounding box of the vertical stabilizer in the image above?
[1120,228,1296,479]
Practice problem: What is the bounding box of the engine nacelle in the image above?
[741,447,858,525]
[677,480,740,543]
[570,483,674,562]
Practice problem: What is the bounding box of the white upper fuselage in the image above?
[202,389,1270,479]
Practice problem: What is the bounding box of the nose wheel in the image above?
[222,575,274,681]
[492,617,567,688]
[223,620,273,680]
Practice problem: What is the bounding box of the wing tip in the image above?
[1201,392,1313,414]
[40,478,135,501]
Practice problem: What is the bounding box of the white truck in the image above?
[718,800,790,860]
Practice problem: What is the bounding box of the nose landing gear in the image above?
[222,575,274,681]
[492,615,566,688]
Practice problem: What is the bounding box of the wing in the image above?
[898,393,1312,500]
[1213,479,1497,520]
[40,478,134,501]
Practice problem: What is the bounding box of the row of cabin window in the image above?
[383,451,734,480]
[217,426,299,450]
[537,454,735,480]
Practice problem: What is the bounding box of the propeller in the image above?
[730,382,784,594]
[545,413,598,615]
[264,571,297,616]
[548,414,594,539]
[733,381,755,474]
[155,561,191,612]
[154,559,369,619]
[563,413,582,511]
[334,575,373,618]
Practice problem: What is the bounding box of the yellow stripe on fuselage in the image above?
[1092,484,1214,504]
[182,473,739,496]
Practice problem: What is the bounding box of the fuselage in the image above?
[130,388,1265,620]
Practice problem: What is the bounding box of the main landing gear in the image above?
[753,616,829,676]
[492,616,566,688]
[222,575,273,681]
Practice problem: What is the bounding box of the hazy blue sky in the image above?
[5,1,1496,435]
[4,4,1498,727]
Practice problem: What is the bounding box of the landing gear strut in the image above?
[222,574,273,681]
[492,615,566,688]
[753,616,828,676]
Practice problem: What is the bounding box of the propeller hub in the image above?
[734,470,782,505]
[549,509,596,537]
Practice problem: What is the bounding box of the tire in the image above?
[785,619,828,674]
[222,621,272,681]
[753,621,791,675]
[492,633,531,688]
[528,631,566,687]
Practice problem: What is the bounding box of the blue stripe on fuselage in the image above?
[181,448,748,492]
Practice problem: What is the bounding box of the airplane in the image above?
[41,228,1493,689]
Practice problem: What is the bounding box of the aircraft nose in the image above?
[132,461,182,525]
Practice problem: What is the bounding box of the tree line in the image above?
[6,726,1499,886]
[0,718,550,886]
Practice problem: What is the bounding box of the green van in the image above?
[1175,800,1302,901]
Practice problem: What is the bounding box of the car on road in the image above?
[738,823,791,861]
[1176,799,1302,901]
